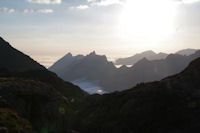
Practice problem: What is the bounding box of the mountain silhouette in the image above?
[68,57,200,133]
[1,36,200,133]
[50,51,117,87]
[0,37,87,133]
[176,48,198,56]
[0,37,85,98]
[0,37,45,71]
[115,50,168,65]
[50,50,200,92]
[49,52,84,76]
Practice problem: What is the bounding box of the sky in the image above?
[0,0,200,67]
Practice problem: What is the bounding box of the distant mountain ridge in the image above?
[115,50,168,65]
[50,50,200,92]
[115,49,199,66]
[176,48,198,56]
[0,37,45,71]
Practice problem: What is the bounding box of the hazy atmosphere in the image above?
[2,0,200,133]
[1,0,200,67]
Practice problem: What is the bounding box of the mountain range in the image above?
[176,48,198,56]
[1,37,200,133]
[115,50,168,65]
[115,49,198,66]
[50,50,200,92]
[68,56,200,133]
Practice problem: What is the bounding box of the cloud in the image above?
[76,5,89,9]
[37,9,54,13]
[28,0,61,4]
[70,0,124,10]
[174,0,200,3]
[0,7,15,13]
[87,0,96,2]
[24,9,54,14]
[89,0,124,6]
[70,5,89,10]
[181,0,200,3]
[24,9,34,13]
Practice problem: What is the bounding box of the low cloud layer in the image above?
[28,0,61,4]
[0,7,15,13]
[24,9,53,13]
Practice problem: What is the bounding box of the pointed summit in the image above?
[65,52,73,57]
[88,51,96,56]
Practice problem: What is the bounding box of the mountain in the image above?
[50,50,200,92]
[49,52,84,76]
[112,51,200,91]
[115,50,168,65]
[68,57,200,133]
[49,51,117,90]
[0,37,87,132]
[176,48,198,56]
[0,37,86,99]
[0,37,45,71]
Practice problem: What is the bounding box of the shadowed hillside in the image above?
[0,37,86,99]
[0,78,70,133]
[68,57,200,133]
[0,37,45,71]
[0,37,87,133]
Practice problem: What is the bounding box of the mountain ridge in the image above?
[50,50,200,92]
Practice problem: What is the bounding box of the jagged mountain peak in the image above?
[88,51,96,56]
[65,52,73,57]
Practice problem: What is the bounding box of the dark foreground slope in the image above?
[0,36,86,99]
[68,57,200,133]
[0,37,86,133]
[0,78,70,133]
[0,37,45,71]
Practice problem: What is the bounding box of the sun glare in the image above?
[119,0,178,40]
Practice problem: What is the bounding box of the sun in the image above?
[119,0,177,41]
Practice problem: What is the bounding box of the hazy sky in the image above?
[1,0,200,67]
